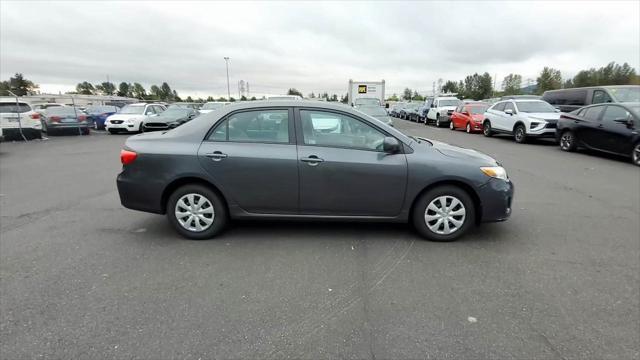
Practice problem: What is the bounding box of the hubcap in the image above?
[467,123,471,133]
[424,195,466,235]
[484,123,490,135]
[436,118,440,126]
[450,121,454,130]
[516,128,523,141]
[175,193,215,232]
[561,133,573,150]
[633,144,640,165]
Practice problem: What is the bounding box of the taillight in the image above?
[120,149,137,165]
[78,115,87,122]
[50,116,61,123]
[30,113,40,120]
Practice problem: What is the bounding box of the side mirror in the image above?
[383,136,401,154]
[505,109,514,115]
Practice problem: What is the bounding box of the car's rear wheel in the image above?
[483,121,493,137]
[514,124,527,143]
[466,123,472,133]
[167,184,228,240]
[560,130,577,152]
[412,185,475,242]
[632,143,640,166]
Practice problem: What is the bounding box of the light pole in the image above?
[224,57,230,100]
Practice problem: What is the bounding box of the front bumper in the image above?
[106,122,138,132]
[477,178,514,222]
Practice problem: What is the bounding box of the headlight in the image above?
[480,166,508,180]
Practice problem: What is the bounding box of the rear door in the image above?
[577,105,605,148]
[489,102,507,131]
[295,108,407,216]
[197,107,299,214]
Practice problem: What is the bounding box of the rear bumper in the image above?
[478,178,514,222]
[48,123,89,129]
[1,128,42,140]
[117,171,165,214]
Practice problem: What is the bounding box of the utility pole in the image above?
[224,57,230,100]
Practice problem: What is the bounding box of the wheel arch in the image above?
[161,176,229,214]
[409,180,482,225]
[512,121,526,133]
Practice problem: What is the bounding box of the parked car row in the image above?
[390,85,640,166]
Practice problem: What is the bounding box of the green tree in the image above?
[441,80,459,94]
[287,88,303,97]
[185,96,193,102]
[402,88,412,100]
[386,93,399,102]
[563,79,574,88]
[250,96,257,101]
[131,83,147,99]
[160,82,172,101]
[502,74,522,95]
[478,73,493,99]
[536,67,562,94]
[117,82,132,97]
[206,96,215,102]
[172,90,180,102]
[308,92,316,98]
[217,97,227,102]
[1,73,39,96]
[240,95,247,101]
[95,81,116,95]
[229,97,236,102]
[149,85,161,99]
[76,81,96,95]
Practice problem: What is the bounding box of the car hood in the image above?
[470,114,485,121]
[526,112,561,120]
[150,115,188,123]
[107,114,144,121]
[439,106,458,111]
[417,137,498,165]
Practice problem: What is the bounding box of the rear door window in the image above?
[582,106,605,121]
[504,102,516,113]
[207,109,291,143]
[492,102,506,111]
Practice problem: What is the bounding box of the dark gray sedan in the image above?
[142,108,199,131]
[117,101,513,241]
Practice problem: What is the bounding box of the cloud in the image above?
[1,0,638,97]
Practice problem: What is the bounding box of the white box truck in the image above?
[348,79,385,107]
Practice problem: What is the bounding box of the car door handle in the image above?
[300,155,324,166]
[205,151,227,161]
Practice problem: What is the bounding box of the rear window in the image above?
[467,105,489,114]
[0,102,31,113]
[86,106,118,113]
[46,107,78,115]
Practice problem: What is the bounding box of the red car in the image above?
[449,102,490,133]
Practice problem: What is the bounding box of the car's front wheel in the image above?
[435,115,442,127]
[514,124,527,143]
[560,130,577,152]
[167,184,228,240]
[449,121,455,130]
[466,123,472,133]
[483,121,493,137]
[412,185,475,242]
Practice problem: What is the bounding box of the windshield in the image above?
[608,87,640,102]
[119,105,145,114]
[202,102,224,110]
[359,106,388,116]
[86,106,118,114]
[161,108,191,116]
[468,105,489,114]
[515,101,556,113]
[355,98,380,106]
[405,103,420,109]
[439,99,461,107]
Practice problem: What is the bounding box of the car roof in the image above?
[544,85,639,93]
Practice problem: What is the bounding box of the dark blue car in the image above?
[85,105,120,130]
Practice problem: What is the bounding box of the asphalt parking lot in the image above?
[1,123,639,359]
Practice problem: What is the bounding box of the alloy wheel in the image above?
[174,193,215,232]
[466,123,471,133]
[436,117,441,127]
[560,132,574,151]
[515,127,524,142]
[424,195,466,235]
[633,143,640,166]
[449,121,454,130]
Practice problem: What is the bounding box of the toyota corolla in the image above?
[117,101,514,241]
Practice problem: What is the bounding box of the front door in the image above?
[598,105,636,155]
[198,107,299,214]
[296,108,407,216]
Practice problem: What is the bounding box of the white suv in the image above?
[0,98,43,139]
[105,103,166,134]
[426,96,462,127]
[482,99,560,143]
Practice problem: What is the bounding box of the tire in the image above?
[483,121,493,137]
[412,185,475,242]
[632,142,640,166]
[466,123,472,133]
[449,121,455,130]
[166,184,228,240]
[138,122,144,133]
[81,128,90,135]
[514,124,527,143]
[559,130,577,152]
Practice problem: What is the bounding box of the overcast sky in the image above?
[1,1,638,98]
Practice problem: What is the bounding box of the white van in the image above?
[426,96,462,127]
